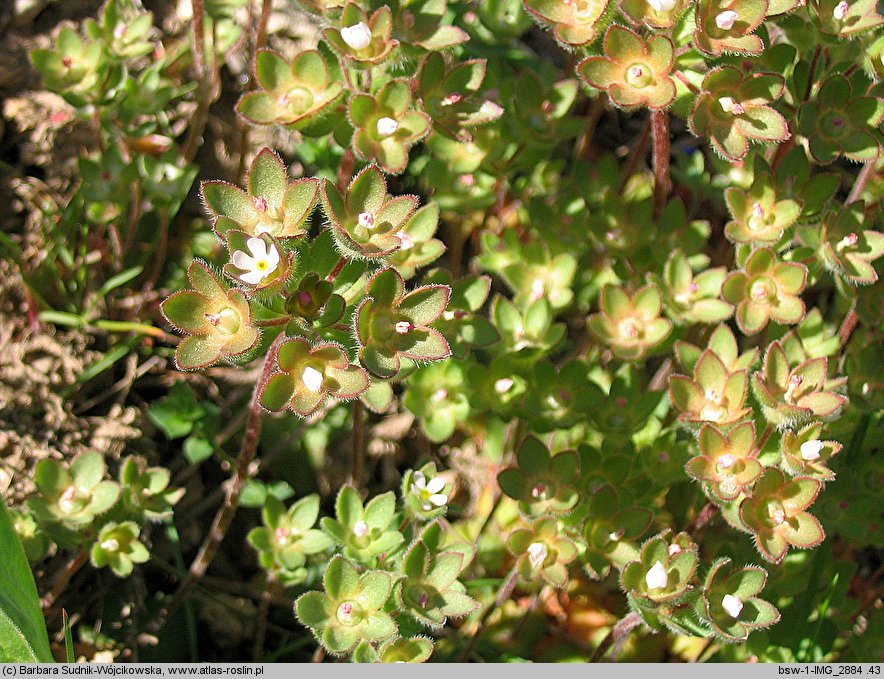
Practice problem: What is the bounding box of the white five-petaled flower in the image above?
[648,0,677,11]
[645,560,668,590]
[722,593,744,618]
[411,471,448,511]
[301,366,324,393]
[340,22,372,50]
[232,237,280,285]
[376,117,400,137]
[799,440,824,461]
[833,0,849,19]
[527,542,548,570]
[715,9,738,29]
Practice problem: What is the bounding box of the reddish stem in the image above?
[326,256,347,281]
[651,110,671,218]
[145,333,285,635]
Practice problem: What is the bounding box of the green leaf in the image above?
[70,451,105,488]
[201,181,253,222]
[254,49,294,92]
[183,436,214,465]
[260,373,296,412]
[363,492,395,528]
[347,166,387,215]
[0,499,53,661]
[248,148,287,207]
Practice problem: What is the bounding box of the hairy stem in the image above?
[651,110,671,218]
[757,423,775,452]
[42,550,89,609]
[351,401,365,490]
[252,574,276,660]
[326,256,348,281]
[847,163,876,205]
[590,611,643,662]
[337,149,356,191]
[839,307,859,348]
[145,333,285,635]
[459,565,520,661]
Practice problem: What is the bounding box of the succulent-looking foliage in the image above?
[497,436,580,516]
[321,165,418,259]
[577,26,676,110]
[296,555,397,655]
[39,0,877,662]
[321,486,404,564]
[622,532,699,604]
[354,268,451,378]
[686,423,762,501]
[349,79,432,174]
[248,495,333,586]
[160,261,260,370]
[508,516,579,587]
[689,67,789,161]
[237,50,345,128]
[815,202,884,285]
[750,341,847,427]
[202,149,319,240]
[260,338,370,416]
[588,284,672,360]
[523,0,609,45]
[739,468,825,563]
[721,248,807,335]
[669,349,752,427]
[702,559,780,641]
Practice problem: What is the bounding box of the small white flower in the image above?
[376,117,400,137]
[353,519,369,538]
[340,22,372,50]
[232,237,281,285]
[494,377,515,394]
[479,101,504,117]
[358,211,375,228]
[715,9,738,29]
[700,404,726,422]
[717,454,736,470]
[527,542,548,569]
[100,538,120,552]
[835,233,859,251]
[395,230,414,250]
[301,366,324,393]
[530,278,545,301]
[645,560,668,590]
[800,440,824,461]
[833,0,849,19]
[647,0,677,11]
[668,543,682,556]
[718,96,745,115]
[395,321,413,334]
[411,471,448,511]
[59,486,79,514]
[722,594,744,618]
